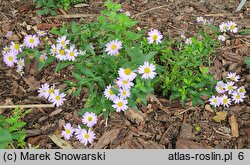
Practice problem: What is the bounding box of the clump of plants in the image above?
[33,0,88,15]
[0,107,29,149]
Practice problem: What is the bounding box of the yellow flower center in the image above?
[230,25,235,29]
[14,44,19,50]
[236,95,240,99]
[29,38,35,43]
[124,68,132,75]
[69,52,74,56]
[231,76,235,80]
[223,98,228,104]
[84,134,89,139]
[88,117,93,122]
[122,91,126,95]
[122,80,128,84]
[239,88,244,93]
[144,68,150,74]
[60,49,65,55]
[117,102,123,107]
[61,41,65,46]
[111,44,117,50]
[213,99,217,103]
[152,34,158,40]
[42,89,46,93]
[8,56,13,61]
[228,86,233,90]
[109,89,114,95]
[53,48,57,53]
[39,57,44,62]
[66,129,71,134]
[219,87,223,90]
[55,95,61,100]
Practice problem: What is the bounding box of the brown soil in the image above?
[0,0,250,149]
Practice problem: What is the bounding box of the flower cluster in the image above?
[38,83,66,107]
[196,16,213,25]
[50,35,82,61]
[209,72,246,108]
[219,21,237,33]
[104,61,157,112]
[62,112,97,145]
[1,31,46,76]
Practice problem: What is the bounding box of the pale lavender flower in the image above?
[227,21,237,33]
[105,39,122,56]
[24,35,40,48]
[112,97,128,112]
[82,112,98,128]
[147,29,163,45]
[232,91,245,104]
[38,83,50,98]
[49,90,66,107]
[209,95,221,107]
[219,22,228,32]
[61,123,74,140]
[185,38,192,45]
[3,51,17,67]
[221,94,231,108]
[5,31,13,38]
[218,35,226,42]
[138,61,157,79]
[57,35,70,48]
[75,128,96,146]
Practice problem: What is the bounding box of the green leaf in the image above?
[71,21,78,33]
[0,129,13,145]
[75,64,95,77]
[55,61,72,72]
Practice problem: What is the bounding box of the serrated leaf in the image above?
[212,111,228,122]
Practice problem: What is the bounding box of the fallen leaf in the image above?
[48,134,74,149]
[124,108,146,125]
[146,94,162,108]
[212,111,228,122]
[205,104,214,113]
[93,129,120,149]
[23,75,40,90]
[36,23,61,30]
[229,115,239,137]
[58,8,67,15]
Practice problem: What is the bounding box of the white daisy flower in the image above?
[180,34,186,40]
[37,30,47,37]
[227,21,237,33]
[138,61,157,79]
[224,81,237,94]
[66,46,78,61]
[232,91,245,104]
[50,44,59,56]
[196,16,204,23]
[75,128,96,146]
[227,72,240,82]
[104,85,117,101]
[218,35,226,42]
[116,77,134,90]
[10,42,22,54]
[185,38,192,45]
[147,29,163,45]
[57,35,70,48]
[219,22,228,32]
[118,88,131,99]
[61,123,74,140]
[112,97,128,112]
[2,46,10,55]
[118,68,137,81]
[237,86,246,95]
[16,58,25,69]
[16,67,24,76]
[82,112,98,128]
[39,52,48,62]
[3,51,17,67]
[24,34,40,49]
[209,95,221,107]
[38,83,50,98]
[49,90,66,107]
[125,11,131,17]
[105,39,122,56]
[56,48,68,61]
[221,94,231,108]
[215,81,225,94]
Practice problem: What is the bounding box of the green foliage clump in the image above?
[0,107,29,149]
